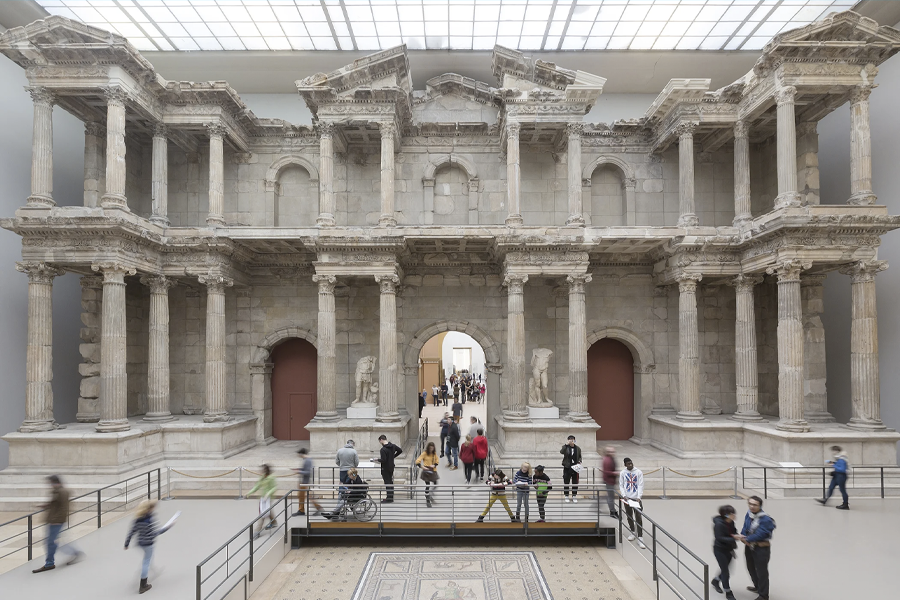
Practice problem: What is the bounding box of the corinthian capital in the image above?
[676,272,702,293]
[840,260,888,283]
[375,274,400,294]
[103,86,130,106]
[775,86,797,105]
[565,122,584,138]
[153,123,169,138]
[312,273,337,293]
[84,121,105,137]
[91,261,136,283]
[316,121,336,138]
[28,87,56,107]
[729,273,764,292]
[675,122,697,139]
[506,122,520,141]
[502,273,528,293]
[198,273,234,292]
[16,262,64,284]
[849,85,874,105]
[733,120,749,140]
[380,121,396,139]
[566,273,592,293]
[206,122,227,138]
[766,259,811,282]
[140,275,177,294]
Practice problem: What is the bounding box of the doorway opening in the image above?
[271,338,317,440]
[587,338,635,440]
[417,331,487,426]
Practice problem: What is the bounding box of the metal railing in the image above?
[0,469,163,573]
[617,497,709,600]
[742,465,900,499]
[410,417,429,489]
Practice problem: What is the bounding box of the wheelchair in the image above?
[327,492,378,522]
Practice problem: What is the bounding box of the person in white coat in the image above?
[619,457,645,549]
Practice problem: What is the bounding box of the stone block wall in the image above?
[750,139,779,217]
[169,285,207,415]
[755,279,780,416]
[125,280,149,416]
[698,283,737,414]
[167,148,209,228]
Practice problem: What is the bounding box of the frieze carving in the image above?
[27,66,110,79]
[506,251,589,264]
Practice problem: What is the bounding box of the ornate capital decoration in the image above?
[140,275,176,294]
[312,273,337,294]
[566,273,593,293]
[103,86,129,106]
[502,273,528,294]
[91,261,136,284]
[375,274,400,294]
[729,273,764,292]
[84,121,105,137]
[27,87,56,107]
[506,122,520,141]
[849,85,874,105]
[766,259,811,282]
[565,122,584,138]
[206,122,227,138]
[80,275,104,289]
[153,123,168,138]
[198,273,234,293]
[676,272,702,293]
[249,362,274,375]
[775,85,797,106]
[840,260,888,284]
[675,121,697,139]
[486,362,504,375]
[733,120,749,140]
[380,121,396,139]
[316,121,336,139]
[16,262,63,284]
[622,177,637,190]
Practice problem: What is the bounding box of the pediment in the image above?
[296,45,412,95]
[771,10,900,46]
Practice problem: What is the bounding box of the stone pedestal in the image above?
[494,415,600,462]
[306,414,411,457]
[527,406,560,419]
[347,404,378,419]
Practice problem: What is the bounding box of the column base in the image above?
[847,417,887,431]
[95,419,131,433]
[143,412,175,422]
[774,192,802,209]
[564,410,592,422]
[775,418,809,433]
[805,410,835,423]
[565,214,585,226]
[651,405,677,415]
[848,191,877,206]
[505,214,524,227]
[376,411,402,423]
[502,410,530,422]
[675,411,706,422]
[312,411,341,422]
[206,215,226,227]
[100,194,128,210]
[18,419,58,433]
[731,411,765,422]
[378,215,397,227]
[677,213,699,227]
[149,215,170,227]
[203,412,233,423]
[316,214,336,227]
[26,195,56,208]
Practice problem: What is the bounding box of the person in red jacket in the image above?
[601,446,619,518]
[460,435,476,484]
[473,428,488,480]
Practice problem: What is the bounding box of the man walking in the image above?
[373,434,403,503]
[619,458,645,549]
[601,446,619,518]
[440,382,448,405]
[816,445,850,509]
[335,440,359,484]
[32,475,85,573]
[446,418,461,470]
[560,435,582,503]
[439,412,451,458]
[294,448,323,516]
[737,496,776,600]
[468,416,482,440]
[473,428,488,480]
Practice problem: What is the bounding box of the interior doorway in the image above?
[271,338,317,440]
[587,338,635,440]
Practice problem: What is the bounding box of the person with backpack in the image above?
[711,504,738,600]
[124,499,174,594]
[476,469,516,522]
[532,465,552,522]
[513,462,532,522]
[473,428,488,480]
[816,445,850,509]
[439,412,451,458]
[460,435,476,484]
[446,417,461,470]
[737,495,776,600]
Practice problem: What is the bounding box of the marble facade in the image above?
[1,11,900,472]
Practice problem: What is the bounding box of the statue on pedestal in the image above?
[528,348,554,407]
[353,356,377,405]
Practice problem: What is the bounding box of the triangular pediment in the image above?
[412,75,500,125]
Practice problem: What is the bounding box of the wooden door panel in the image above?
[271,339,317,441]
[290,393,315,441]
[587,338,635,440]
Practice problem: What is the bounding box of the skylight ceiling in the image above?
[38,0,859,53]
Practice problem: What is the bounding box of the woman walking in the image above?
[513,462,532,522]
[248,464,278,537]
[711,505,738,600]
[124,500,174,594]
[416,441,440,507]
[476,469,516,522]
[460,435,476,484]
[532,465,552,522]
[473,428,488,480]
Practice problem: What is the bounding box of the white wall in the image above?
[441,332,485,380]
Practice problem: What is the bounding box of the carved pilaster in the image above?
[565,123,585,226]
[313,274,339,420]
[676,273,704,420]
[198,273,233,422]
[677,122,698,227]
[567,274,592,420]
[375,274,400,421]
[378,122,397,227]
[503,273,529,418]
[317,122,336,226]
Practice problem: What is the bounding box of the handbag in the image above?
[420,468,440,483]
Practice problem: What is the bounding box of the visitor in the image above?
[432,384,439,405]
[737,496,775,600]
[816,445,850,509]
[124,499,173,594]
[513,462,532,522]
[560,435,582,502]
[416,441,440,507]
[601,446,619,518]
[451,397,463,423]
[468,415,482,440]
[373,434,403,503]
[248,464,278,538]
[419,388,427,417]
[460,435,476,484]
[335,440,359,484]
[439,412,451,458]
[532,465,552,522]
[446,416,461,470]
[324,468,367,520]
[476,469,516,522]
[619,457,645,549]
[32,475,85,574]
[473,428,488,480]
[453,382,460,401]
[294,448,323,517]
[711,504,738,600]
[440,382,449,404]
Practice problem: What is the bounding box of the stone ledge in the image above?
[494,415,600,463]
[306,414,412,457]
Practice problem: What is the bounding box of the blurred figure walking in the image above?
[248,464,278,538]
[32,475,85,573]
[711,505,738,600]
[124,500,173,594]
[816,445,850,509]
[601,446,619,518]
[294,448,322,517]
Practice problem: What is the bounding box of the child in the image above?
[476,470,516,522]
[532,465,552,522]
[248,464,278,537]
[513,462,532,522]
[124,500,173,594]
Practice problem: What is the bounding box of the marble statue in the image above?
[528,348,554,407]
[353,355,377,405]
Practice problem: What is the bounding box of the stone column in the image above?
[101,87,128,210]
[150,124,169,225]
[505,123,523,226]
[566,123,585,226]
[567,273,592,420]
[93,262,135,432]
[375,274,400,421]
[733,120,752,227]
[83,122,105,208]
[677,122,699,227]
[849,86,877,205]
[27,88,56,207]
[313,274,339,420]
[774,86,801,208]
[841,260,888,429]
[503,273,529,418]
[378,122,397,227]
[77,276,103,422]
[199,274,233,422]
[141,276,175,421]
[801,275,833,422]
[766,260,810,432]
[317,122,336,226]
[731,274,764,421]
[206,123,226,227]
[16,262,63,432]
[676,273,704,420]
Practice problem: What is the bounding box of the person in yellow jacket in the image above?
[248,464,278,538]
[416,441,440,507]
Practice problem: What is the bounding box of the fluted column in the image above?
[317,122,336,226]
[378,122,397,227]
[375,274,400,421]
[767,260,810,432]
[842,260,888,429]
[206,123,226,227]
[141,276,175,421]
[504,273,529,417]
[677,122,699,227]
[199,274,233,422]
[83,122,105,208]
[566,123,585,226]
[849,86,876,205]
[677,273,704,420]
[774,86,801,208]
[150,124,169,226]
[733,120,752,227]
[27,88,56,207]
[101,87,128,210]
[16,262,63,432]
[313,274,338,420]
[93,262,135,432]
[731,274,764,421]
[505,123,523,226]
[567,273,592,420]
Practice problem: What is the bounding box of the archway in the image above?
[271,338,317,441]
[588,338,635,440]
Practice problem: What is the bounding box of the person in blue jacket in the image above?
[736,496,775,600]
[816,445,850,509]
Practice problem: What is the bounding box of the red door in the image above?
[587,338,635,440]
[271,339,317,440]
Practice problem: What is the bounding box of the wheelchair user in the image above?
[323,468,368,519]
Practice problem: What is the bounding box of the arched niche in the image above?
[264,156,320,227]
[422,154,480,225]
[582,155,637,226]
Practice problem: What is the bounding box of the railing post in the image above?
[651,521,657,581]
[881,467,885,499]
[97,489,102,528]
[147,471,151,500]
[196,564,202,600]
[248,527,254,582]
[156,468,161,500]
[238,467,243,499]
[660,467,668,500]
[763,468,768,500]
[822,467,826,499]
[731,466,740,499]
[617,497,623,545]
[704,562,710,600]
[284,496,289,544]
[27,514,33,560]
